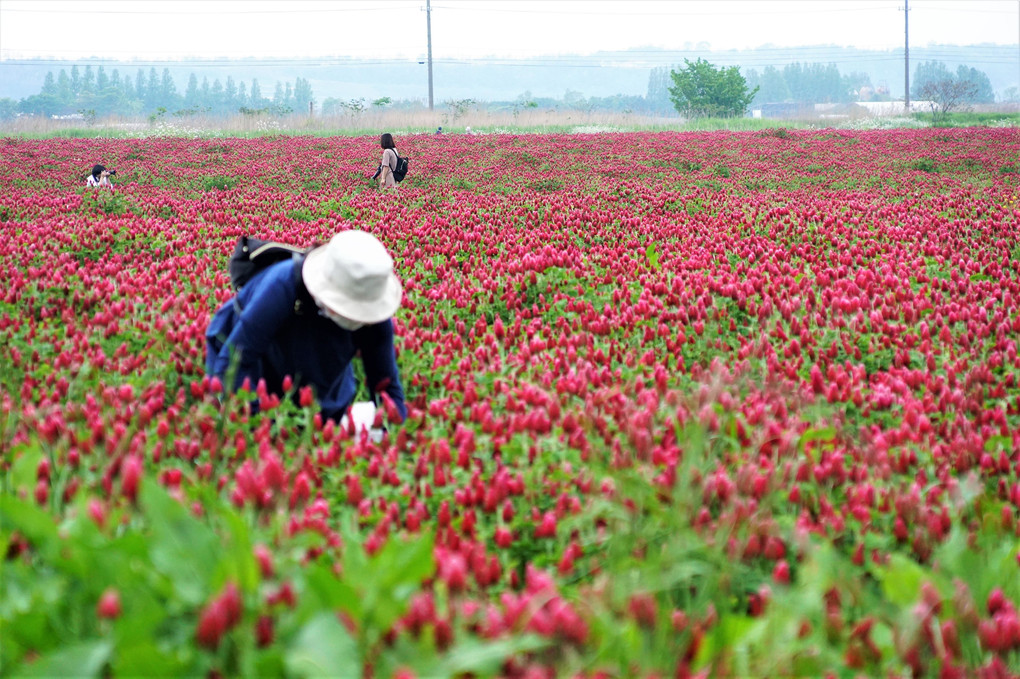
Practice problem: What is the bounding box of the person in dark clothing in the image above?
[205,230,406,423]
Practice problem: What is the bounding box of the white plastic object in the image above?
[340,401,383,442]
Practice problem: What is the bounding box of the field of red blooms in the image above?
[2,128,1019,678]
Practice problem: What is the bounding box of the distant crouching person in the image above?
[86,164,115,188]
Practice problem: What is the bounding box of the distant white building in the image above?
[855,101,934,116]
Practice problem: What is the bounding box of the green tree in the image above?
[912,61,993,106]
[841,71,872,101]
[340,97,366,117]
[26,72,63,115]
[82,65,95,95]
[292,77,313,114]
[955,65,994,104]
[780,62,842,103]
[120,72,139,114]
[145,68,160,108]
[745,66,790,104]
[911,61,953,100]
[444,98,476,119]
[97,66,109,91]
[0,97,18,120]
[645,66,674,112]
[199,76,211,109]
[250,79,264,107]
[668,58,758,118]
[93,66,122,115]
[225,76,238,110]
[160,68,179,108]
[562,89,587,111]
[56,70,73,107]
[41,71,58,98]
[135,69,147,102]
[211,78,225,113]
[184,73,199,107]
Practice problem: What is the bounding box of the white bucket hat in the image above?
[301,230,402,324]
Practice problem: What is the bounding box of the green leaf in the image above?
[877,554,924,607]
[0,495,58,559]
[13,640,111,678]
[218,506,259,593]
[376,531,436,594]
[439,635,548,676]
[984,435,1012,452]
[798,427,836,462]
[645,242,659,271]
[969,273,991,282]
[141,479,219,605]
[366,532,436,638]
[285,613,359,679]
[303,563,361,618]
[111,641,189,677]
[7,445,43,495]
[800,427,835,445]
[339,519,369,587]
[695,615,756,670]
[871,621,895,662]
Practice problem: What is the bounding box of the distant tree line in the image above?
[911,61,994,104]
[0,58,998,123]
[4,66,314,119]
[647,60,996,111]
[649,62,873,109]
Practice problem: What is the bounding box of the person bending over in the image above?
[205,230,407,424]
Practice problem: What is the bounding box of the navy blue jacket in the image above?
[205,259,406,422]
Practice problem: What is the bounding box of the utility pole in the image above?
[426,0,434,111]
[904,0,910,112]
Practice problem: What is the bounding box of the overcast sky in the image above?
[1,0,1016,62]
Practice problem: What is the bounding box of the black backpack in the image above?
[392,150,409,183]
[228,235,308,291]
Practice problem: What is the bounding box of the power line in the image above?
[2,55,1015,69]
[0,5,396,14]
[430,4,892,16]
[4,44,1015,60]
[5,1,1015,16]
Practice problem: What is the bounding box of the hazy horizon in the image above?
[2,1,1017,62]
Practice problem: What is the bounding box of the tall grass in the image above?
[3,107,1018,139]
[1,109,683,139]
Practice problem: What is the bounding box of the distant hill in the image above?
[2,44,1016,104]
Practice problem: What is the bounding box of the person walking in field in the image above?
[373,133,399,189]
[86,164,115,188]
[205,230,407,425]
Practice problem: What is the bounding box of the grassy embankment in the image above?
[2,108,1019,139]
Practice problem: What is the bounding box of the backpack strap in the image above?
[231,254,311,316]
[292,256,315,315]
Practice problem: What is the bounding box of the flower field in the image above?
[2,128,1020,678]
